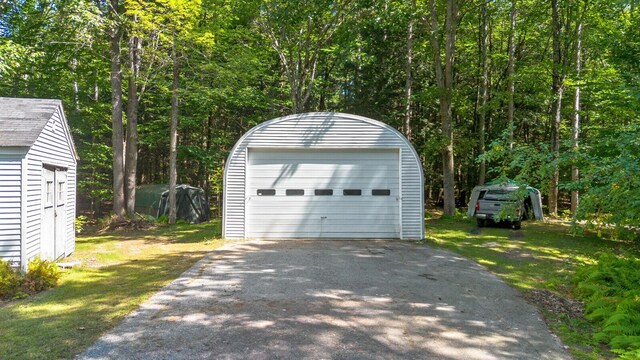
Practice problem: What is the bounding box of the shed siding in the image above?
[0,155,22,262]
[224,113,424,240]
[24,108,77,262]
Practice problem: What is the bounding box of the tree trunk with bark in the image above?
[168,41,180,225]
[428,0,458,216]
[507,1,516,151]
[109,0,126,220]
[404,0,415,141]
[549,0,564,216]
[572,20,583,215]
[478,0,489,185]
[125,28,141,217]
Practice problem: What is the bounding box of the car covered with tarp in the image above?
[467,180,544,228]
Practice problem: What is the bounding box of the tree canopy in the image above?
[1,0,638,233]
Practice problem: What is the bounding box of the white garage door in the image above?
[246,148,400,238]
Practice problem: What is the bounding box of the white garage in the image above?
[223,112,424,240]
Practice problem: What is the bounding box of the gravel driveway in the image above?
[80,241,570,360]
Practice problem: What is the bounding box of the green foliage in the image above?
[0,222,223,359]
[576,254,640,357]
[440,208,466,221]
[75,215,89,234]
[23,257,61,293]
[1,0,639,232]
[573,125,640,239]
[0,260,23,300]
[0,257,61,299]
[426,216,626,359]
[480,130,554,194]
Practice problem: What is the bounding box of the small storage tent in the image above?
[0,97,78,270]
[467,181,544,221]
[135,184,209,223]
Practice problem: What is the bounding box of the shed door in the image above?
[42,167,55,259]
[246,149,400,238]
[41,166,67,260]
[54,169,67,259]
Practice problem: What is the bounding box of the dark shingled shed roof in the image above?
[0,97,62,147]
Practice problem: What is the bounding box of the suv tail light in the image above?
[475,201,480,211]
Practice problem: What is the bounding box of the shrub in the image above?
[0,260,23,299]
[576,253,640,357]
[75,215,88,234]
[23,257,60,293]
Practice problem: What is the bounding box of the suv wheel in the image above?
[512,221,521,230]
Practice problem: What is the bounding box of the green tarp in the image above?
[135,184,210,223]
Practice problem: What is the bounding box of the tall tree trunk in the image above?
[169,42,180,225]
[428,0,457,216]
[478,0,489,185]
[109,0,125,220]
[571,20,583,215]
[507,0,516,151]
[549,0,564,216]
[404,0,415,141]
[72,58,80,112]
[125,29,141,216]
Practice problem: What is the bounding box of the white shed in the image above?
[0,97,78,270]
[223,112,424,240]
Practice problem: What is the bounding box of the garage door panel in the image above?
[247,149,400,239]
[249,149,397,162]
[248,214,398,224]
[250,165,398,175]
[249,198,399,211]
[250,181,399,191]
[250,173,398,183]
[247,227,398,238]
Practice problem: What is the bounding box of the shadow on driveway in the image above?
[80,241,570,360]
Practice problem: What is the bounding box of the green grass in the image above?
[0,221,224,360]
[423,216,640,360]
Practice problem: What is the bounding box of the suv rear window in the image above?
[483,190,516,200]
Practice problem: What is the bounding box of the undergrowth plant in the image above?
[576,253,640,358]
[0,257,61,300]
[23,257,61,293]
[0,260,23,299]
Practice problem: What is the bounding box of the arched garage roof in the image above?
[223,112,424,240]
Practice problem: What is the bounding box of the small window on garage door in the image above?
[286,189,304,196]
[314,189,333,196]
[257,189,276,196]
[343,189,362,196]
[372,189,391,196]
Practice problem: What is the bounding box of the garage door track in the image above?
[80,241,570,360]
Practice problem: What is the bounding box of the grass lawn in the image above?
[0,221,224,360]
[424,215,640,360]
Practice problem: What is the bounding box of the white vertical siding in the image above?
[0,154,23,263]
[223,113,424,240]
[24,107,77,262]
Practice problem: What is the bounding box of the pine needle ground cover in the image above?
[423,216,640,360]
[0,221,223,359]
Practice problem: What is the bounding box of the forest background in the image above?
[1,0,638,233]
